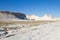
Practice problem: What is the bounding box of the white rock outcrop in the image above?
[26,14,53,20]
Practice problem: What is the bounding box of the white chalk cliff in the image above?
[26,15,40,20]
[26,14,53,20]
[40,14,52,20]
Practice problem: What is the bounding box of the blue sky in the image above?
[0,0,60,17]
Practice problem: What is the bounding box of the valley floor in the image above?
[0,21,60,40]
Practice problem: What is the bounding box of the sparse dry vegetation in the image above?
[0,20,59,26]
[0,21,50,25]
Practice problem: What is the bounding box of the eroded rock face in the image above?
[0,11,26,21]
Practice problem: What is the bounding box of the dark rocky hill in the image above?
[0,11,27,21]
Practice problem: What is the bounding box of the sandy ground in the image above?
[0,21,60,40]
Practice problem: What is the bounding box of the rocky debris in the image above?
[0,28,8,38]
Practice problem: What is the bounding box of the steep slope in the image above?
[0,11,26,21]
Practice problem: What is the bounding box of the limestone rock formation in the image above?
[26,14,53,20]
